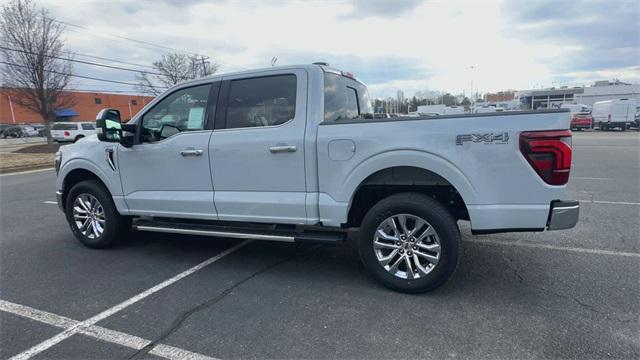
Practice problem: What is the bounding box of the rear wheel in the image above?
[65,180,130,248]
[358,193,460,293]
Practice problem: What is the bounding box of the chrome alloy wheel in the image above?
[374,214,441,279]
[72,193,106,239]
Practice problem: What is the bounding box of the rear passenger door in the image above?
[210,69,308,224]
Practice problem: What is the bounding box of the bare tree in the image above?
[136,53,218,96]
[0,0,76,144]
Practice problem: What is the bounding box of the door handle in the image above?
[269,145,297,153]
[180,149,204,156]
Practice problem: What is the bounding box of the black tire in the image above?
[74,135,84,142]
[65,180,130,249]
[358,192,460,293]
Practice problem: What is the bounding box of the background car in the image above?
[2,125,24,138]
[0,124,10,137]
[50,122,97,142]
[570,112,593,130]
[20,125,39,137]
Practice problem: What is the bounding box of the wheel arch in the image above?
[58,160,116,212]
[340,151,477,227]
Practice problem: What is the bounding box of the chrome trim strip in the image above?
[135,225,295,242]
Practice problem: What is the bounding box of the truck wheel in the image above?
[358,193,460,293]
[65,180,130,249]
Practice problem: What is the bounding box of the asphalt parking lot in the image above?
[1,131,638,359]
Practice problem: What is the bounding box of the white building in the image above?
[575,81,640,106]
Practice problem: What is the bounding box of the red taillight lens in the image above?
[520,130,572,185]
[64,131,70,136]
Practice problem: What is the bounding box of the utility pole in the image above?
[8,95,16,124]
[469,65,476,112]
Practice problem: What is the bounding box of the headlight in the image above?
[54,151,62,175]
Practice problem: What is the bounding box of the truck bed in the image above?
[315,109,572,230]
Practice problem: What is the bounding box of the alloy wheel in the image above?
[72,193,106,239]
[373,214,441,279]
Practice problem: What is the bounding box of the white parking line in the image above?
[8,240,251,360]
[467,238,640,258]
[42,201,57,205]
[571,176,612,180]
[578,199,640,206]
[0,299,216,360]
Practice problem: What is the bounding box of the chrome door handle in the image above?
[180,149,204,156]
[269,145,297,153]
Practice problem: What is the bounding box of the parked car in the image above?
[33,124,46,137]
[50,122,97,142]
[55,64,579,293]
[592,99,638,131]
[0,124,10,137]
[570,112,593,130]
[2,125,24,138]
[20,125,39,137]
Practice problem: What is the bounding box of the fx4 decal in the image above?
[456,132,509,145]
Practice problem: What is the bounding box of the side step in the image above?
[133,220,346,244]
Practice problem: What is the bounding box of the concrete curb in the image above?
[0,165,54,175]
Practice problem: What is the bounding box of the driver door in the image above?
[117,82,219,220]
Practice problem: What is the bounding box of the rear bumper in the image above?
[547,200,579,230]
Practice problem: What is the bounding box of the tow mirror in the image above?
[96,108,136,147]
[96,108,122,142]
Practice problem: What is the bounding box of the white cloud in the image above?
[36,0,640,97]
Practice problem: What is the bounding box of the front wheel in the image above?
[358,193,460,293]
[65,180,130,248]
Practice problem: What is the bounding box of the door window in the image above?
[224,75,296,129]
[140,83,212,142]
[81,123,95,130]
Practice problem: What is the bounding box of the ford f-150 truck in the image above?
[55,64,579,293]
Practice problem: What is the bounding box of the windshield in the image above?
[324,72,373,122]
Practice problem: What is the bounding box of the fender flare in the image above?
[341,150,478,209]
[57,158,121,196]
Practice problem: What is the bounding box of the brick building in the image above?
[0,89,154,124]
[484,91,516,102]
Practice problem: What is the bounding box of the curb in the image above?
[0,165,54,175]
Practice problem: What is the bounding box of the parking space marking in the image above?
[467,238,640,258]
[7,240,251,360]
[0,299,215,360]
[42,201,57,205]
[572,177,613,180]
[578,199,640,206]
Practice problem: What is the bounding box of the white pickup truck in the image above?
[55,64,579,293]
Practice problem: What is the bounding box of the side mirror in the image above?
[159,124,180,139]
[96,108,123,142]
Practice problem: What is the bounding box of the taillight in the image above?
[64,131,70,136]
[520,130,572,185]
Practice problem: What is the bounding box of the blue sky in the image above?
[37,0,640,98]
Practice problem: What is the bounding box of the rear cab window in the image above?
[324,72,373,123]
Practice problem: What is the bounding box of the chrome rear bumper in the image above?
[547,200,579,230]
